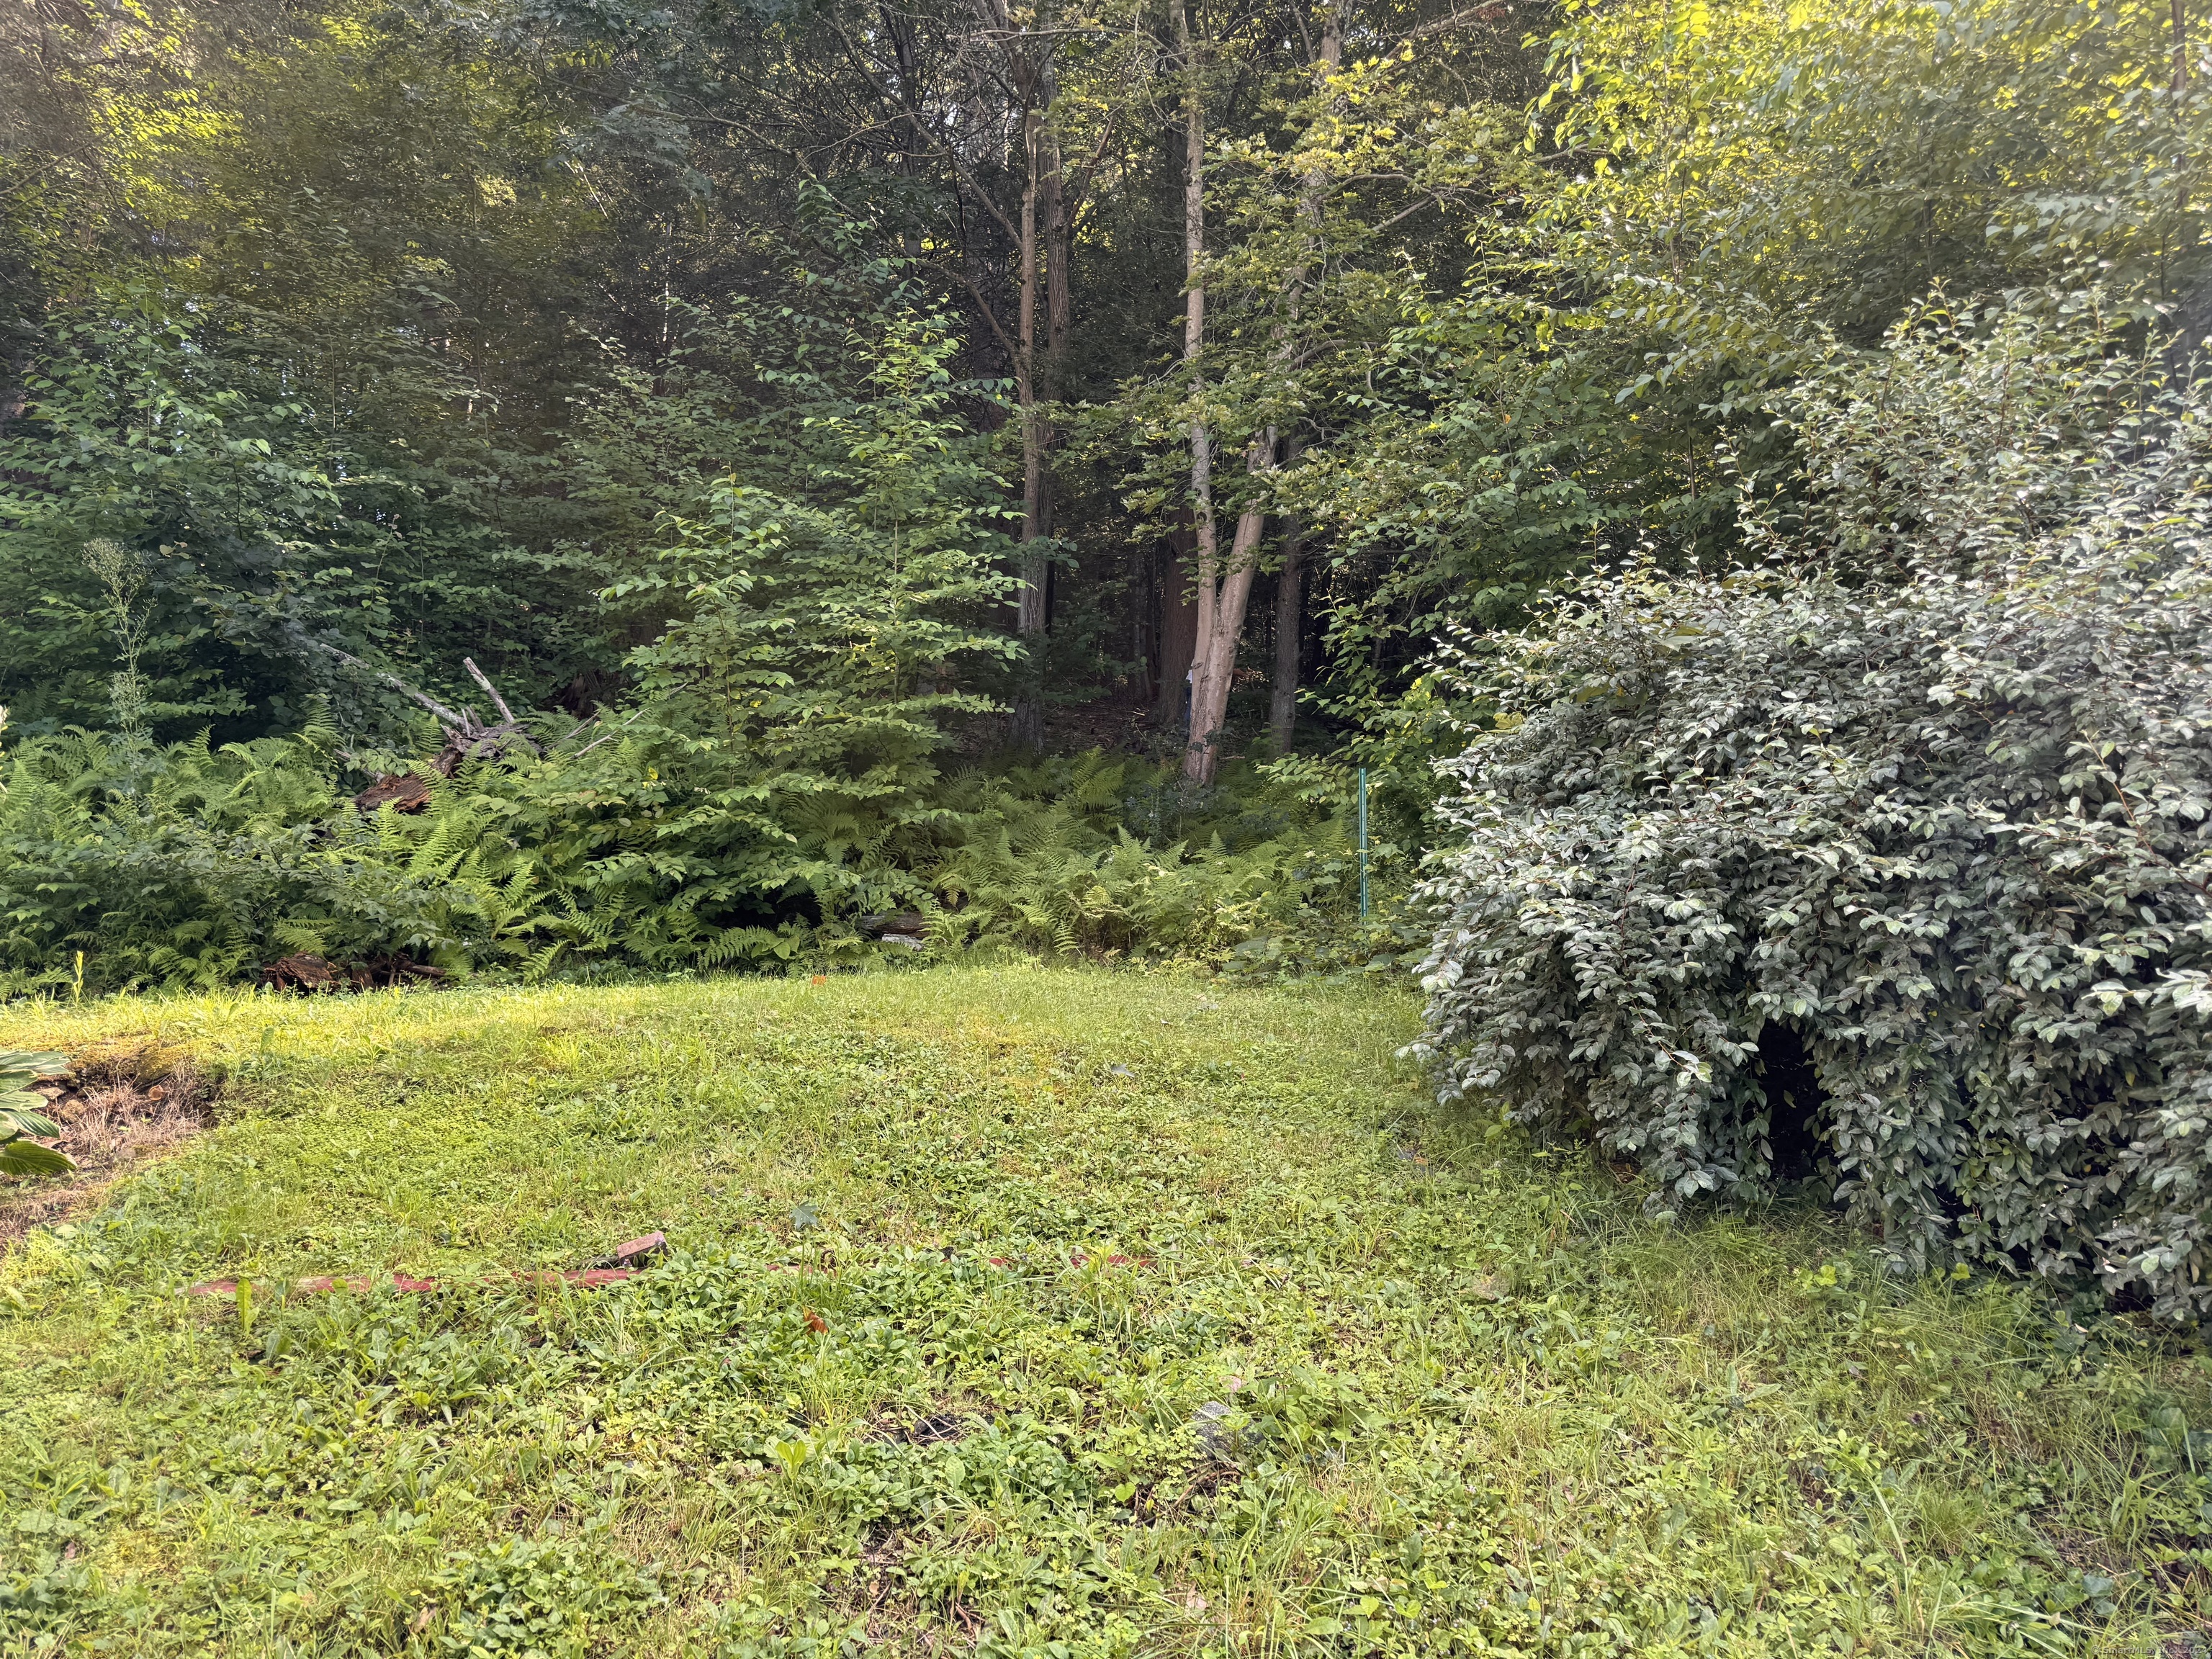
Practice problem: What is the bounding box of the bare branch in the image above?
[301,640,467,728]
[1061,104,1123,218]
[572,709,646,758]
[462,657,519,726]
[948,265,1021,359]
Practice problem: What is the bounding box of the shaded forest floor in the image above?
[1,968,2208,1656]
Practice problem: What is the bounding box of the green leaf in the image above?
[0,1106,63,1139]
[0,1051,68,1089]
[0,1140,76,1177]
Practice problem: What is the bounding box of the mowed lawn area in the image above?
[1,966,2208,1657]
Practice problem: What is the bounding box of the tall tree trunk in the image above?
[1151,513,1200,727]
[1040,110,1071,635]
[1185,432,1269,783]
[1010,97,1048,750]
[1179,6,1344,784]
[1176,0,1235,783]
[1264,18,1339,760]
[1269,511,1303,752]
[1038,94,1070,629]
[1043,118,1073,385]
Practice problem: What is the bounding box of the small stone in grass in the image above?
[1193,1399,1238,1460]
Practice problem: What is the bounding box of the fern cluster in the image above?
[925,755,1385,961]
[0,727,1397,995]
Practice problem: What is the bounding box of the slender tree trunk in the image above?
[1017,107,1044,556]
[1179,6,1344,784]
[1043,117,1072,379]
[1270,511,1303,752]
[1039,94,1070,627]
[1262,15,1339,760]
[1176,0,1234,782]
[1010,98,1048,750]
[1186,431,1270,783]
[1151,513,1200,726]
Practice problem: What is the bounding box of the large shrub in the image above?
[1411,300,2212,1315]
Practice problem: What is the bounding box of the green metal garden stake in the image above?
[1357,768,1370,919]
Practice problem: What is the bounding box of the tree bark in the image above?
[1012,78,1070,739]
[1043,118,1073,379]
[1040,100,1071,636]
[1264,23,1338,759]
[1179,6,1343,784]
[1151,512,1200,726]
[1175,0,1238,783]
[1185,431,1269,783]
[968,0,1060,750]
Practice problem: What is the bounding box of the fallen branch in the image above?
[300,639,465,727]
[304,644,549,806]
[463,656,521,728]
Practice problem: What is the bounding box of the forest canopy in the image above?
[6,0,2198,751]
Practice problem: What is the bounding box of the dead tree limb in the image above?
[463,657,518,726]
[306,642,548,808]
[302,639,467,728]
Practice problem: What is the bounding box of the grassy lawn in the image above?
[1,965,2208,1657]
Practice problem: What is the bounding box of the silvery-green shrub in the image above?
[1411,297,2212,1315]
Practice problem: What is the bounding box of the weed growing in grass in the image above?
[1,968,2210,1655]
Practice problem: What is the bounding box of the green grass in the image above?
[1,965,2208,1657]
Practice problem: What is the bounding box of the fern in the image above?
[0,701,1403,993]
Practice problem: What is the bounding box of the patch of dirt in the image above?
[2043,1524,2130,1581]
[855,1525,909,1642]
[1045,695,1157,756]
[1,1043,216,1247]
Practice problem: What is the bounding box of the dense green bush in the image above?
[1411,298,2212,1316]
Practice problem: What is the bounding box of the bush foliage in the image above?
[1412,298,2212,1316]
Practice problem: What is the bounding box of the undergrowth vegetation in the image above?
[0,719,1406,997]
[4,969,2212,1655]
[0,315,1419,996]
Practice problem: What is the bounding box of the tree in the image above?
[1146,0,1525,780]
[614,310,1022,907]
